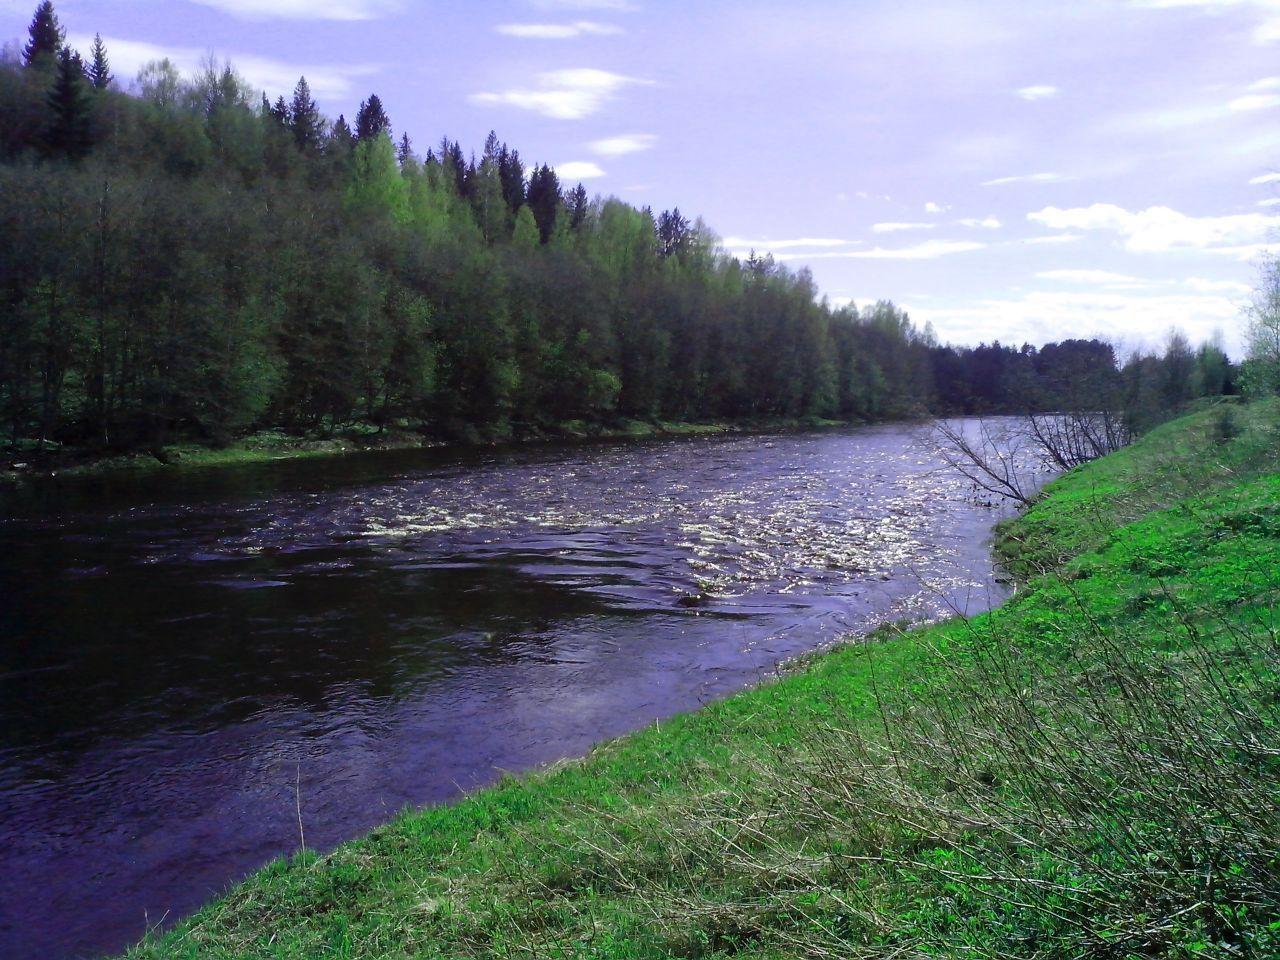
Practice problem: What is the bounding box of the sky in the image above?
[3,0,1280,356]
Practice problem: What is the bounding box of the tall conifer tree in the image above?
[567,184,589,230]
[87,33,111,90]
[23,1,63,69]
[526,164,562,243]
[289,77,322,151]
[355,94,391,142]
[270,95,289,126]
[45,47,92,159]
[498,145,526,212]
[329,114,355,153]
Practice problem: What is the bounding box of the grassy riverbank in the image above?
[124,402,1279,960]
[1,417,858,486]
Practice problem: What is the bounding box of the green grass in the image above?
[123,402,1280,959]
[2,429,435,483]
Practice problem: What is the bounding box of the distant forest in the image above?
[0,3,1239,454]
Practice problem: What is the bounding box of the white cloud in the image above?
[1016,84,1059,100]
[496,21,623,38]
[1028,202,1280,257]
[924,201,949,214]
[1133,1,1255,6]
[71,34,378,100]
[556,160,606,180]
[982,172,1074,186]
[1130,0,1280,45]
[872,221,935,233]
[533,0,636,8]
[1023,233,1083,245]
[721,237,860,251]
[775,239,987,261]
[588,133,656,156]
[1120,77,1280,130]
[1184,277,1253,293]
[1037,269,1145,286]
[1229,92,1280,111]
[958,216,1002,229]
[472,68,649,119]
[1259,198,1280,206]
[187,0,401,19]
[1249,172,1280,183]
[1121,102,1230,131]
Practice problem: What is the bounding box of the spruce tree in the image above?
[498,145,526,212]
[45,47,92,159]
[323,114,356,178]
[355,94,391,142]
[87,33,111,90]
[441,139,467,196]
[526,165,562,243]
[329,114,355,154]
[657,208,691,258]
[270,95,289,126]
[397,131,413,166]
[567,183,589,230]
[289,77,322,151]
[483,131,500,164]
[463,156,477,200]
[23,1,63,69]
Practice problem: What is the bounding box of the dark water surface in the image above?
[0,424,1015,959]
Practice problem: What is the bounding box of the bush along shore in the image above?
[123,401,1280,960]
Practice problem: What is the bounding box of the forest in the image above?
[0,2,1238,456]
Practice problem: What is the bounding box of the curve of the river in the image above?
[0,422,1023,959]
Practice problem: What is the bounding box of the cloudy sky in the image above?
[4,0,1280,354]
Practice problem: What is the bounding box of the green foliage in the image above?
[347,133,408,223]
[510,204,538,249]
[137,58,181,109]
[0,4,1241,458]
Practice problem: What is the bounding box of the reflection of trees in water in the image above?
[0,554,644,774]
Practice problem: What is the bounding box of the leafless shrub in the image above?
[1026,411,1131,470]
[932,413,1131,506]
[931,419,1046,506]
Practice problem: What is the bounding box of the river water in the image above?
[0,423,1019,959]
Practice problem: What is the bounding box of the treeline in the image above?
[0,3,1237,454]
[933,333,1237,434]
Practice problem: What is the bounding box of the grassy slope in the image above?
[125,402,1280,960]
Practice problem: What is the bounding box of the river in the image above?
[0,422,1021,959]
